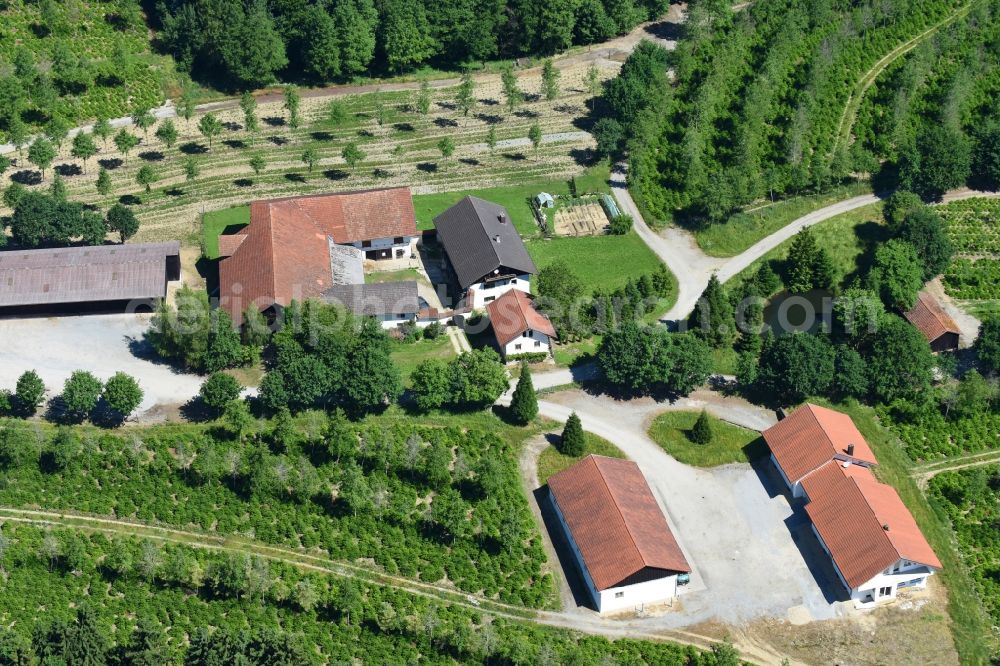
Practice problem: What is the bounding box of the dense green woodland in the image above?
[0,525,741,665]
[597,0,1000,226]
[158,0,669,87]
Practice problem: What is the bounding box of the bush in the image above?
[423,321,444,339]
[200,373,244,411]
[607,214,633,235]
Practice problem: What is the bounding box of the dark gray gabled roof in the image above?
[0,242,180,307]
[323,281,420,317]
[432,197,537,289]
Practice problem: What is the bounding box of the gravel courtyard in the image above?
[530,389,855,628]
[0,313,203,418]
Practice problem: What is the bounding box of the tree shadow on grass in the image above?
[372,168,392,179]
[10,170,41,185]
[55,163,83,177]
[475,113,503,125]
[263,116,286,127]
[433,117,459,128]
[514,109,539,119]
[285,172,306,183]
[222,139,247,150]
[179,142,208,155]
[268,135,290,146]
[416,162,438,173]
[569,148,598,168]
[165,187,185,197]
[393,123,415,133]
[323,169,348,181]
[233,178,253,188]
[458,158,479,166]
[98,158,124,170]
[139,151,165,162]
[118,194,142,205]
[502,152,527,161]
[311,131,335,141]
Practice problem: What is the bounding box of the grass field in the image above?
[551,336,601,368]
[526,230,668,293]
[726,203,885,294]
[647,411,760,467]
[390,335,455,383]
[367,268,425,285]
[693,183,873,257]
[202,206,250,259]
[537,433,625,484]
[411,162,611,235]
[808,398,996,663]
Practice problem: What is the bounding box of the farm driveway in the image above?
[0,313,203,418]
[509,384,853,627]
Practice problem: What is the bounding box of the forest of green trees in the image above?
[596,0,1000,226]
[158,0,669,87]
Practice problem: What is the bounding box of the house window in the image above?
[522,331,529,337]
[361,240,372,248]
[534,341,541,347]
[397,314,405,319]
[879,586,892,597]
[614,591,624,599]
[393,236,404,244]
[515,344,522,350]
[484,296,495,303]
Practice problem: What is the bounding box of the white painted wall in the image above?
[810,524,935,603]
[350,236,417,259]
[468,275,531,309]
[598,574,679,614]
[377,312,417,329]
[549,492,679,615]
[502,329,551,359]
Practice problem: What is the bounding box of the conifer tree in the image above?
[690,409,713,444]
[509,363,538,424]
[560,412,585,456]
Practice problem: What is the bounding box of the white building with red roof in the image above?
[485,288,557,360]
[546,455,690,614]
[765,405,941,606]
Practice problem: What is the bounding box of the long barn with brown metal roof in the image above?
[0,242,180,316]
[546,454,690,614]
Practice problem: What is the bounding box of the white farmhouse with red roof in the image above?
[763,404,941,606]
[485,288,557,360]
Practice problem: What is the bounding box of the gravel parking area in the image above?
[531,389,854,628]
[0,314,203,418]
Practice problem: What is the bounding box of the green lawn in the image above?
[537,433,626,485]
[726,202,885,294]
[411,162,612,235]
[526,230,669,294]
[693,182,872,257]
[807,399,996,664]
[367,268,426,285]
[551,336,601,368]
[391,335,455,383]
[648,411,761,467]
[202,206,251,259]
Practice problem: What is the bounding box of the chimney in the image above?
[494,234,501,243]
[498,213,507,224]
[882,524,890,531]
[847,443,855,456]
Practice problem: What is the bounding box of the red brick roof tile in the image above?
[218,188,415,324]
[763,403,877,484]
[904,291,961,344]
[805,465,941,588]
[485,289,557,347]
[547,455,689,591]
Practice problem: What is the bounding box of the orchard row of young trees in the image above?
[595,0,1000,227]
[156,0,668,89]
[0,522,742,666]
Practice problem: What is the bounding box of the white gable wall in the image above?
[502,329,551,359]
[468,275,531,309]
[548,491,680,615]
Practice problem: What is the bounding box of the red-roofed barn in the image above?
[546,455,690,614]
